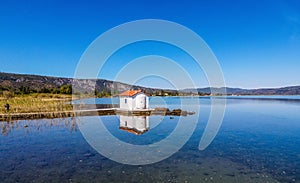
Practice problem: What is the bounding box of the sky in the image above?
[0,0,299,89]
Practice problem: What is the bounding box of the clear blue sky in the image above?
[0,0,299,89]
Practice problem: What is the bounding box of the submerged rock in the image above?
[84,153,95,158]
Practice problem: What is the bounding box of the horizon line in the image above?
[0,71,299,91]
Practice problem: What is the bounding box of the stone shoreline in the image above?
[0,108,195,122]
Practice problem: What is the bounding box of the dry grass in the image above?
[0,94,73,114]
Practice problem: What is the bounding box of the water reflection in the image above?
[0,118,78,136]
[222,96,300,105]
[0,97,300,182]
[119,115,149,135]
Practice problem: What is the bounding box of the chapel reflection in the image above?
[119,115,149,135]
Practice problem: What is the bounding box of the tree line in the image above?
[0,84,73,95]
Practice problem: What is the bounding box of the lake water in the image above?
[0,96,299,182]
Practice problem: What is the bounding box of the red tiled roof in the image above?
[119,90,142,97]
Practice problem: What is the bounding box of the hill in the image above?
[1,72,299,96]
[0,72,178,96]
[196,86,300,95]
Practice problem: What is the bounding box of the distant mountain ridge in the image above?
[196,86,300,95]
[0,72,176,96]
[0,72,300,95]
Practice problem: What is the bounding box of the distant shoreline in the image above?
[1,94,299,122]
[1,72,300,96]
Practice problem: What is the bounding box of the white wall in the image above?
[119,93,148,110]
[135,94,148,109]
[119,97,133,110]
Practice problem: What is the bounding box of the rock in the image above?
[154,108,170,112]
[84,153,95,158]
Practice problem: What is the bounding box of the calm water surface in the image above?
[0,96,299,182]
